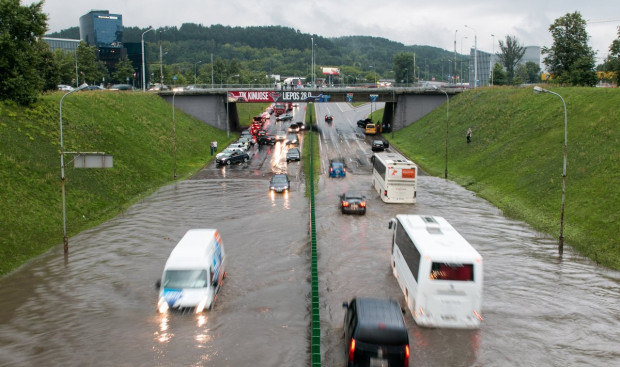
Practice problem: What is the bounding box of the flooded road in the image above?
[1,102,618,366]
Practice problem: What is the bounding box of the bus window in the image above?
[429,263,473,281]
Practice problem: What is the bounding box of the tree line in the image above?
[2,0,619,106]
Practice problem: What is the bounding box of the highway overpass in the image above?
[160,86,464,133]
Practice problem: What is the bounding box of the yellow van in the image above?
[365,123,378,135]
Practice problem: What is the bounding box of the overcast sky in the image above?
[41,0,619,62]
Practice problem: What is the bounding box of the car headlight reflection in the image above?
[196,298,208,313]
[157,297,169,314]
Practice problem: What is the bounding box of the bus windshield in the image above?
[163,269,208,288]
[429,262,474,281]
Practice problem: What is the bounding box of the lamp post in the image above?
[461,36,468,85]
[311,37,315,87]
[490,34,495,86]
[159,44,164,86]
[533,86,568,255]
[454,29,458,85]
[369,65,376,85]
[194,60,202,85]
[141,27,153,91]
[172,90,178,179]
[60,82,89,254]
[433,86,449,179]
[405,68,408,86]
[464,25,477,88]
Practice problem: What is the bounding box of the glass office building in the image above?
[469,49,491,87]
[43,37,80,52]
[79,10,123,48]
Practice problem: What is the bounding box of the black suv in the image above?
[357,118,372,128]
[372,140,389,151]
[216,151,250,165]
[343,297,410,367]
[258,135,276,145]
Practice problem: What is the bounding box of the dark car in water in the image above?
[357,118,372,128]
[286,148,301,163]
[339,192,366,215]
[269,173,290,193]
[294,121,305,130]
[215,151,249,165]
[258,135,276,145]
[372,140,389,152]
[343,297,410,367]
[288,124,300,133]
[329,160,346,178]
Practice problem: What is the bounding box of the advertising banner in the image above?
[322,67,340,75]
[228,90,325,102]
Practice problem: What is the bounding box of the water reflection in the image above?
[155,314,173,344]
[270,189,290,209]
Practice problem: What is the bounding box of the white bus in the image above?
[388,215,483,329]
[372,152,417,203]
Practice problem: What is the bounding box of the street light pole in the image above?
[533,86,568,255]
[454,30,458,85]
[194,60,202,85]
[491,34,495,86]
[172,91,178,179]
[59,82,89,254]
[465,25,477,88]
[461,36,468,85]
[141,27,154,91]
[159,43,164,86]
[311,37,314,87]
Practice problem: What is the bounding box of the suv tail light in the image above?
[348,339,356,363]
[342,201,350,207]
[359,201,366,207]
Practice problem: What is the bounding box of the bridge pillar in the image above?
[162,94,237,132]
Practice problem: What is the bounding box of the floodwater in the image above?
[0,103,618,367]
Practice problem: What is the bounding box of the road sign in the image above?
[73,154,113,168]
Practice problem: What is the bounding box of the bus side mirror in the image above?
[155,279,161,289]
[342,302,349,309]
[388,219,395,229]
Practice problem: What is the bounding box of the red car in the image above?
[250,122,262,135]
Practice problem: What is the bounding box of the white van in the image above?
[157,229,226,313]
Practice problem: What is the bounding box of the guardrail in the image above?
[308,107,321,366]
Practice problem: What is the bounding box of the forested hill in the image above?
[47,24,454,79]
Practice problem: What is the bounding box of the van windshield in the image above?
[429,262,474,281]
[163,269,208,288]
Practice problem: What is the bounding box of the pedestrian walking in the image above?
[213,141,218,152]
[210,141,215,156]
[466,128,472,144]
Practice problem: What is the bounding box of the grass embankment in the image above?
[236,103,271,127]
[385,87,619,270]
[0,92,236,276]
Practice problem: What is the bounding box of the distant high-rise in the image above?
[79,10,129,80]
[521,46,542,68]
[79,10,123,48]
